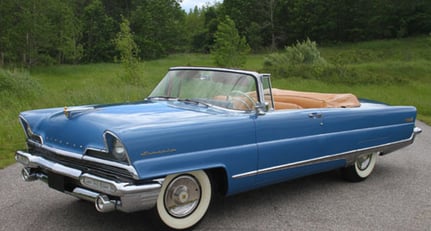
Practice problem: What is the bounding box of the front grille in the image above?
[29,144,134,182]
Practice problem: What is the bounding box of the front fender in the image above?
[132,144,258,195]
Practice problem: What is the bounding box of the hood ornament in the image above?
[63,106,95,119]
[64,106,70,119]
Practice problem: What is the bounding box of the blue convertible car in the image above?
[16,67,421,229]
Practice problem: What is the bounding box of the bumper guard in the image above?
[15,150,163,213]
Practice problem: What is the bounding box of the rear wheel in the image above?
[156,170,212,230]
[342,152,378,182]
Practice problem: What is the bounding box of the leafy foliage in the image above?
[263,39,326,78]
[81,0,116,63]
[130,0,186,59]
[211,17,250,68]
[0,0,83,66]
[0,69,41,99]
[263,38,410,85]
[187,6,221,53]
[1,0,431,66]
[114,17,141,85]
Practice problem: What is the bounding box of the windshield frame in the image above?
[148,67,263,112]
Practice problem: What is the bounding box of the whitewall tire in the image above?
[342,152,378,182]
[157,170,212,230]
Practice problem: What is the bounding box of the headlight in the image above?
[112,139,127,161]
[104,131,130,164]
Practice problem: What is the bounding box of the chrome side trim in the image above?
[233,131,418,179]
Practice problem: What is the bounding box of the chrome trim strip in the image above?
[169,66,260,77]
[79,173,162,197]
[16,150,82,179]
[28,139,82,159]
[19,116,44,144]
[103,130,132,165]
[82,155,138,179]
[233,131,417,179]
[18,115,30,139]
[26,140,139,179]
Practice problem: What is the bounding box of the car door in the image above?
[254,109,338,187]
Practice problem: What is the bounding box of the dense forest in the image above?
[1,0,430,66]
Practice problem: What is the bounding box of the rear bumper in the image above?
[15,150,163,213]
[414,127,422,135]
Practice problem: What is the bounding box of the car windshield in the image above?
[149,69,258,111]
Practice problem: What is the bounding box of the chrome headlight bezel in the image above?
[103,131,131,165]
[19,116,43,144]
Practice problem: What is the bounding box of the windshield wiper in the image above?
[177,98,212,108]
[146,96,178,101]
[148,97,212,108]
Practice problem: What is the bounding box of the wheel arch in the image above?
[205,167,228,196]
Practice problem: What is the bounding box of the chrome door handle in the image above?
[308,112,322,119]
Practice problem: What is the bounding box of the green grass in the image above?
[1,36,430,168]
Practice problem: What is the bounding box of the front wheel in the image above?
[157,170,212,230]
[342,152,378,182]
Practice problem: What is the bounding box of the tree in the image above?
[130,0,186,59]
[114,17,140,84]
[211,16,250,68]
[187,5,222,53]
[0,0,16,65]
[0,0,83,66]
[49,1,83,64]
[81,0,116,62]
[1,0,431,66]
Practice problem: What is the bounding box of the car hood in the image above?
[20,100,225,153]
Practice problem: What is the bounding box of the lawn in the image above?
[1,36,430,168]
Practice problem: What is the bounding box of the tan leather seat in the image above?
[274,102,303,110]
[272,88,360,109]
[215,88,360,110]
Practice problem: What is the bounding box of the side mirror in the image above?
[255,102,268,116]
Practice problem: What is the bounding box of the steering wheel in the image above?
[228,90,257,110]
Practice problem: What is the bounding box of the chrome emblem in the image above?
[405,117,414,123]
[64,106,70,118]
[141,148,177,157]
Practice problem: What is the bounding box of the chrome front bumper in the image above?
[15,150,163,213]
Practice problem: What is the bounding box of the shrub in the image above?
[0,69,42,99]
[263,38,326,78]
[262,39,408,85]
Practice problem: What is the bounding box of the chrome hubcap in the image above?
[356,154,372,170]
[164,175,201,218]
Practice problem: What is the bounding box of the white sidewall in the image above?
[157,170,212,230]
[355,152,378,178]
